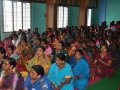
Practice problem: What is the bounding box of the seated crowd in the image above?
[0,21,120,90]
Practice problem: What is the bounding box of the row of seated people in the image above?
[0,43,116,90]
[0,23,119,89]
[0,57,53,90]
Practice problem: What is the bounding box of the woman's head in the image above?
[68,46,76,56]
[35,38,41,46]
[36,46,45,57]
[7,45,15,57]
[56,42,63,50]
[100,44,108,53]
[41,39,48,48]
[75,49,83,60]
[53,38,59,48]
[12,34,18,41]
[56,53,66,67]
[0,47,6,59]
[2,57,16,71]
[3,38,12,46]
[90,40,96,47]
[20,39,27,46]
[30,65,44,80]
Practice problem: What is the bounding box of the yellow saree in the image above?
[26,55,51,75]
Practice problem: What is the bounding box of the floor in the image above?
[87,69,120,90]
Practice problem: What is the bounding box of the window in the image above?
[3,0,13,32]
[63,7,68,27]
[87,9,92,26]
[13,2,22,31]
[57,6,68,28]
[3,0,31,32]
[23,3,30,30]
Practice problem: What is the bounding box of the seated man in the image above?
[24,65,53,90]
[0,57,24,90]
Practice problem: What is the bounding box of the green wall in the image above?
[91,0,107,25]
[91,0,120,25]
[91,8,99,25]
[68,6,79,26]
[106,0,120,24]
[31,3,46,33]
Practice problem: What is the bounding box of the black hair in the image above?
[21,39,27,44]
[5,57,16,68]
[37,46,45,52]
[41,39,48,44]
[12,34,18,38]
[0,47,6,58]
[37,38,41,42]
[100,43,108,51]
[60,41,65,48]
[32,65,44,76]
[8,45,15,51]
[76,49,83,56]
[56,53,66,61]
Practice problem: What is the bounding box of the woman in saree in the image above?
[94,44,115,77]
[26,46,51,75]
[48,53,74,90]
[24,65,53,90]
[52,42,68,64]
[3,38,15,51]
[16,39,33,72]
[0,57,24,90]
[6,45,15,58]
[72,49,90,90]
[66,45,77,66]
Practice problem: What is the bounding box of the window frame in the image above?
[3,0,31,33]
[57,6,68,28]
[87,8,92,26]
[3,0,13,32]
[23,3,31,31]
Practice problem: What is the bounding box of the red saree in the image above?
[95,53,115,77]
